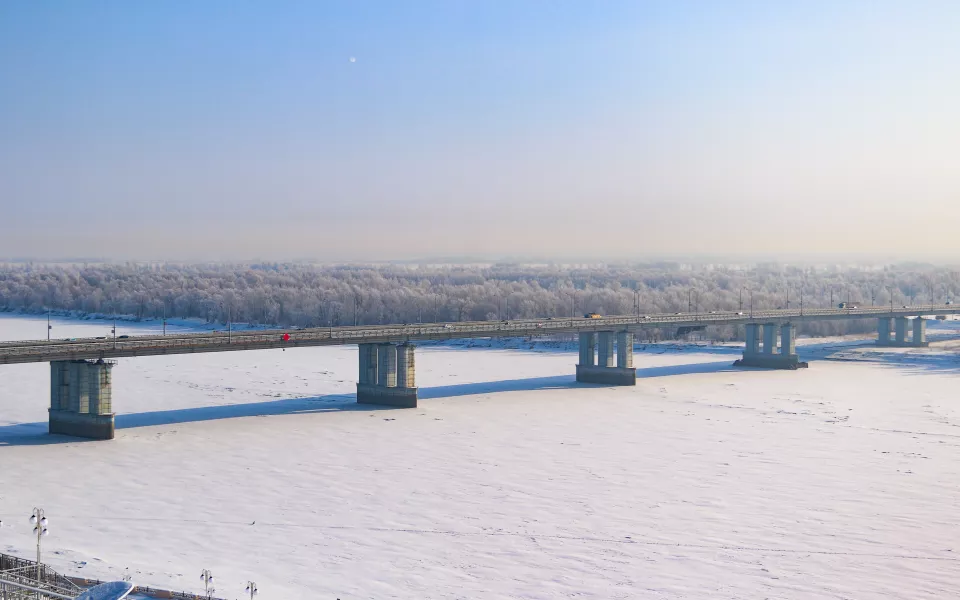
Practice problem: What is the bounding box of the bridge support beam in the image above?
[48,360,116,440]
[878,316,928,347]
[744,324,760,356]
[576,331,636,385]
[735,323,807,370]
[357,343,418,407]
[762,323,777,354]
[895,317,908,344]
[616,331,634,370]
[578,332,596,367]
[877,318,892,345]
[879,317,928,347]
[912,317,927,346]
[781,323,796,356]
[597,332,615,367]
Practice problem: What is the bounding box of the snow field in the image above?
[1,315,959,599]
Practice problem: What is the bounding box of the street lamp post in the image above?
[245,581,258,599]
[30,508,48,580]
[47,310,52,341]
[200,569,215,599]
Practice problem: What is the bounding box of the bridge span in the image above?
[2,304,957,440]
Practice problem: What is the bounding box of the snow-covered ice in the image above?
[1,314,959,599]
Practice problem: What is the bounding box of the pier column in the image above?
[597,332,615,368]
[396,343,416,388]
[377,343,397,388]
[877,318,892,345]
[762,323,777,354]
[358,343,378,385]
[616,332,633,369]
[895,317,908,344]
[578,332,596,366]
[48,360,116,440]
[744,324,760,355]
[357,343,417,408]
[576,330,636,385]
[780,324,796,357]
[911,318,927,347]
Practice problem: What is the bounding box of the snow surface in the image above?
[1,314,960,599]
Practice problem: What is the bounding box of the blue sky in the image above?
[1,1,958,260]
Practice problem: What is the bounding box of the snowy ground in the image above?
[1,314,959,599]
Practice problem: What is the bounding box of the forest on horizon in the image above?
[1,262,957,340]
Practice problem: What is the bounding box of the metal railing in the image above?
[68,576,228,600]
[0,553,83,599]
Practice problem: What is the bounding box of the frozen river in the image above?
[1,314,959,598]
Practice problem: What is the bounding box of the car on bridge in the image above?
[584,312,602,319]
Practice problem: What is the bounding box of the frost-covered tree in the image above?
[1,261,957,339]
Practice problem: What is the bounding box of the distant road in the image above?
[1,305,957,364]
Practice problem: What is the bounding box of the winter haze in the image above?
[2,1,959,261]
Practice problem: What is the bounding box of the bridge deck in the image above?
[1,306,957,364]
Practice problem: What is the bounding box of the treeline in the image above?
[1,262,957,340]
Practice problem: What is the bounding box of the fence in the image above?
[0,552,83,599]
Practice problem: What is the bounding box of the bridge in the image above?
[2,305,957,440]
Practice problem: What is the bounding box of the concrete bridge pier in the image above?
[48,359,116,440]
[895,317,908,344]
[877,318,892,345]
[912,317,927,346]
[880,317,928,347]
[743,323,760,356]
[762,323,777,355]
[576,331,636,385]
[356,342,418,407]
[735,323,807,369]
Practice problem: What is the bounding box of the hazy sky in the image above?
[1,1,958,261]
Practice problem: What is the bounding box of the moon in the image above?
[349,57,356,63]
